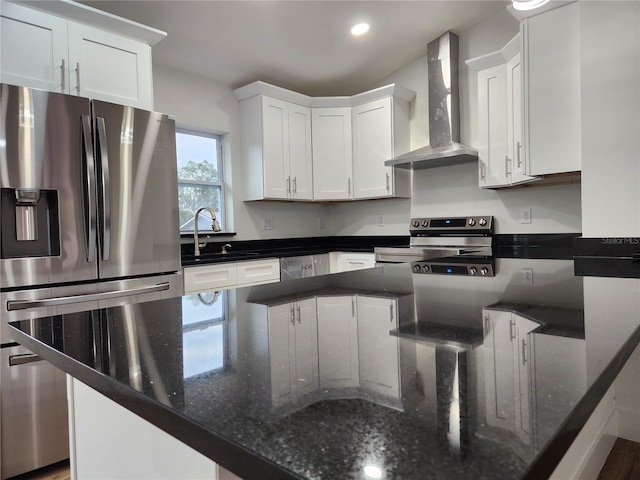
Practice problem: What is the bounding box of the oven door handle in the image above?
[9,353,43,366]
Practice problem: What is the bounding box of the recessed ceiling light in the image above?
[512,0,550,11]
[351,23,370,36]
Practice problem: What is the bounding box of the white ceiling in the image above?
[81,0,508,96]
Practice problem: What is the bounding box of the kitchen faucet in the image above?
[221,244,232,254]
[193,207,221,257]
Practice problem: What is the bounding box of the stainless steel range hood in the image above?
[386,31,478,170]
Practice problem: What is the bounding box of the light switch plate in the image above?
[263,218,273,230]
[521,208,532,224]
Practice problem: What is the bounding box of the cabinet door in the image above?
[293,298,319,397]
[483,309,516,431]
[352,98,394,199]
[67,22,153,109]
[236,258,280,287]
[268,303,296,405]
[261,96,290,199]
[0,2,69,93]
[357,296,400,398]
[288,104,313,200]
[317,296,359,389]
[183,264,237,294]
[514,315,538,444]
[312,107,353,200]
[524,2,581,175]
[477,64,510,188]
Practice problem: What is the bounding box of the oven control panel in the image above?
[411,261,495,277]
[409,216,493,235]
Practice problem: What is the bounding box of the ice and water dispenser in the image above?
[0,187,60,259]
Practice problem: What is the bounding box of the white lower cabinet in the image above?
[183,258,279,294]
[268,298,319,406]
[357,295,401,399]
[329,252,376,273]
[317,295,359,389]
[67,378,242,480]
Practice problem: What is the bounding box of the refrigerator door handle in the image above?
[6,283,171,311]
[96,117,111,262]
[9,353,43,366]
[81,115,97,262]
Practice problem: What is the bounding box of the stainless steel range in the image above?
[375,216,495,276]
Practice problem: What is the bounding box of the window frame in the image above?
[176,127,226,232]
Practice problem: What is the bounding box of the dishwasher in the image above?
[280,254,329,281]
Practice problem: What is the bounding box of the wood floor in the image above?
[8,438,640,479]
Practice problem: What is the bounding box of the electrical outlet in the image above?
[318,216,326,229]
[521,207,532,224]
[377,214,384,226]
[522,268,534,285]
[263,218,273,230]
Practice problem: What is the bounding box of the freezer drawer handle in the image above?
[9,353,43,366]
[6,283,171,311]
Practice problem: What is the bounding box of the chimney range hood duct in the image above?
[386,31,478,170]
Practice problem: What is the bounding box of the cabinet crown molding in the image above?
[466,33,520,71]
[5,0,166,45]
[233,80,416,107]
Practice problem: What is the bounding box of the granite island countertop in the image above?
[8,258,640,480]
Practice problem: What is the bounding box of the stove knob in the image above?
[412,220,420,228]
[414,264,421,272]
[422,265,430,273]
[469,267,478,275]
[468,218,476,227]
[480,267,489,276]
[478,218,488,226]
[422,220,429,227]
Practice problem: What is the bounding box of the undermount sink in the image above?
[190,251,262,262]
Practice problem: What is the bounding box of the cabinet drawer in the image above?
[183,264,238,294]
[237,259,280,286]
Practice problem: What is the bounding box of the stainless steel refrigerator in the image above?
[0,83,183,479]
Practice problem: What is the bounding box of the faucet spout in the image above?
[194,207,221,257]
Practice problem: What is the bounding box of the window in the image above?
[182,291,229,378]
[176,128,225,232]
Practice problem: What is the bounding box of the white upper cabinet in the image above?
[234,81,415,202]
[67,22,153,109]
[522,2,581,175]
[240,95,312,201]
[0,2,68,93]
[312,107,353,200]
[469,34,538,188]
[0,0,162,110]
[352,97,411,199]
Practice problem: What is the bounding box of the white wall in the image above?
[153,63,330,240]
[330,7,582,236]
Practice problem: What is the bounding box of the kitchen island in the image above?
[8,258,640,480]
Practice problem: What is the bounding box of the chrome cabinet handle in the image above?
[7,283,170,311]
[293,177,297,194]
[60,59,65,91]
[96,117,111,261]
[352,298,355,317]
[386,173,390,191]
[509,319,516,340]
[290,306,295,325]
[75,62,81,95]
[522,338,528,365]
[505,156,511,177]
[484,315,490,334]
[286,176,291,194]
[517,142,522,168]
[81,115,97,263]
[389,303,394,322]
[9,354,43,366]
[348,177,351,195]
[297,306,301,324]
[480,161,486,181]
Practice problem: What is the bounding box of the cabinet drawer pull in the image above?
[386,173,390,191]
[509,319,515,340]
[75,62,81,95]
[522,338,528,365]
[484,315,490,334]
[296,306,301,324]
[60,59,65,91]
[290,306,295,325]
[480,161,486,181]
[293,177,297,194]
[505,156,511,177]
[517,142,522,168]
[286,176,291,194]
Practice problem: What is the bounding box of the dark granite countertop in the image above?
[9,258,640,480]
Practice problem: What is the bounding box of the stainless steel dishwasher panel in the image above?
[313,253,330,276]
[0,345,69,479]
[280,255,315,281]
